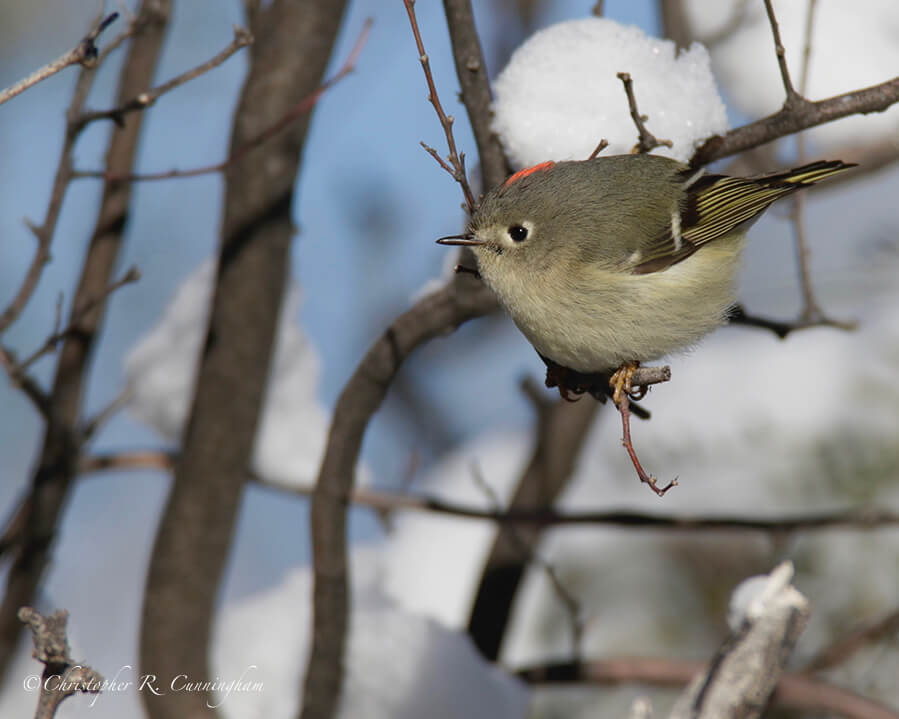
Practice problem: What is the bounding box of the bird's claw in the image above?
[610,361,645,405]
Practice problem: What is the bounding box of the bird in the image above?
[437,154,853,403]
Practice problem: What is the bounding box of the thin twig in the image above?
[763,0,802,106]
[792,0,816,317]
[0,0,172,684]
[10,267,140,376]
[789,0,848,328]
[441,0,508,190]
[0,12,118,106]
[77,450,899,532]
[0,345,51,418]
[616,72,672,154]
[72,20,371,182]
[587,138,609,160]
[617,391,677,496]
[403,0,476,211]
[80,388,133,440]
[0,19,113,336]
[74,25,253,131]
[728,304,856,338]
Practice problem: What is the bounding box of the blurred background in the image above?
[1,1,897,717]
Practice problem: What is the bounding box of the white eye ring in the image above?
[504,220,534,245]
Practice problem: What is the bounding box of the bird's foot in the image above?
[609,361,648,405]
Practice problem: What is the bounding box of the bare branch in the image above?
[0,12,118,106]
[9,268,140,377]
[470,456,585,657]
[690,76,899,166]
[587,138,609,160]
[617,72,672,154]
[727,304,856,338]
[786,0,851,329]
[791,0,819,320]
[75,25,253,131]
[0,345,51,418]
[467,381,598,661]
[617,388,677,497]
[73,20,371,183]
[763,0,802,105]
[0,0,172,682]
[19,607,103,719]
[0,53,107,335]
[519,659,899,717]
[80,388,132,440]
[403,0,476,211]
[442,0,509,191]
[805,607,899,673]
[79,449,899,533]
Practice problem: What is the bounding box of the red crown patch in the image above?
[504,161,555,187]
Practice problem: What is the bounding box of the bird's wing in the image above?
[630,160,853,275]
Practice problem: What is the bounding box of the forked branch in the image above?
[616,72,672,154]
[0,12,118,106]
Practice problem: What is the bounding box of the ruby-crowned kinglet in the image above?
[438,154,853,375]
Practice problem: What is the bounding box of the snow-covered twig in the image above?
[669,562,807,718]
[519,564,899,719]
[519,657,899,718]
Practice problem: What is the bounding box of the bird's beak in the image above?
[436,233,484,246]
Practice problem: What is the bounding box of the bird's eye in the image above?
[509,224,528,242]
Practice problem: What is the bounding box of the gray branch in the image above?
[19,607,103,719]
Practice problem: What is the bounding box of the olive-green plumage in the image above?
[438,154,853,373]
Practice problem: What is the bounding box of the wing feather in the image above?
[631,160,853,275]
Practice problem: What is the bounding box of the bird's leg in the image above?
[616,389,677,497]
